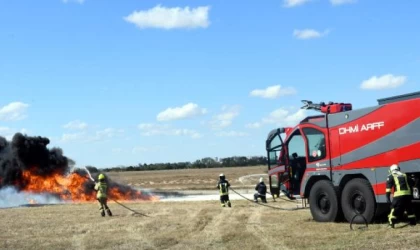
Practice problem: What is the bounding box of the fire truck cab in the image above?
[266,91,420,223]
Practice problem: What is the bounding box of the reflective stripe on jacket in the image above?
[218,181,230,196]
[386,172,412,197]
[95,182,108,199]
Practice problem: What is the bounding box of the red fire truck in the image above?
[266,91,420,223]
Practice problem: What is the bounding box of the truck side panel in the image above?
[300,168,331,197]
[332,96,420,201]
[330,99,420,160]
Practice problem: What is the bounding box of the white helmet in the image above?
[390,164,400,173]
[219,173,224,177]
[259,177,264,183]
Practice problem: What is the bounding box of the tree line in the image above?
[85,156,267,173]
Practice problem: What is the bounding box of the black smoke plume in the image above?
[0,133,155,201]
[0,133,69,190]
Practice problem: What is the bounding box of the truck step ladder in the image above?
[296,198,308,208]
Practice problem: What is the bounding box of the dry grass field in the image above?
[106,165,268,190]
[2,166,420,250]
[1,199,420,250]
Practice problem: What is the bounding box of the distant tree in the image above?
[100,155,268,172]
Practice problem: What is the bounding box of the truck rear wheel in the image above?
[309,180,340,222]
[341,178,376,224]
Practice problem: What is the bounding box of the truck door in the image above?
[301,126,331,175]
[266,132,285,197]
[284,128,307,195]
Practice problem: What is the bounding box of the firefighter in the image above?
[217,173,231,207]
[254,177,267,203]
[94,173,113,217]
[386,164,416,228]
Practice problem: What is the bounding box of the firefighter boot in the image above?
[387,224,395,229]
[99,207,105,217]
[221,203,226,207]
[106,208,113,216]
[227,201,231,207]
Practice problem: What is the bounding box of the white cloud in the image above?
[250,85,296,99]
[330,0,357,5]
[247,108,307,129]
[214,131,249,137]
[0,102,29,121]
[138,123,202,139]
[262,108,307,126]
[157,103,207,121]
[95,128,124,138]
[88,128,125,142]
[283,0,311,7]
[245,122,262,129]
[124,5,210,30]
[293,29,330,40]
[63,120,88,130]
[60,128,124,143]
[62,0,84,4]
[360,74,407,90]
[208,105,240,129]
[60,132,85,143]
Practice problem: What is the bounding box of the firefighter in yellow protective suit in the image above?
[386,164,416,228]
[217,173,231,207]
[94,173,113,217]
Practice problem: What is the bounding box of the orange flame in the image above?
[27,199,37,204]
[20,170,159,203]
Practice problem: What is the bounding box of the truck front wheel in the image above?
[341,178,376,224]
[309,180,340,222]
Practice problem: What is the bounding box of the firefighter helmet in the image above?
[390,164,400,173]
[98,173,105,180]
[259,177,264,183]
[219,173,224,177]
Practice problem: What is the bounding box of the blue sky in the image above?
[0,0,419,168]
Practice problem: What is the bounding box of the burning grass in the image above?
[0,133,158,207]
[19,169,158,203]
[1,199,420,250]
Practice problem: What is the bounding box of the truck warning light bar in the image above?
[301,100,352,114]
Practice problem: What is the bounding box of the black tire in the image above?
[309,180,340,222]
[341,178,376,224]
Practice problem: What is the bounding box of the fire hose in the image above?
[232,187,372,231]
[349,213,368,230]
[229,187,308,211]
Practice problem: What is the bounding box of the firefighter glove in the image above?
[386,193,391,204]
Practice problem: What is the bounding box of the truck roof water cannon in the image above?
[300,100,352,114]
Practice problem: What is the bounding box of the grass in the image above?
[1,199,420,250]
[106,165,268,190]
[2,166,420,249]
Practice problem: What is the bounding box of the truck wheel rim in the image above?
[351,193,366,214]
[318,193,330,214]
